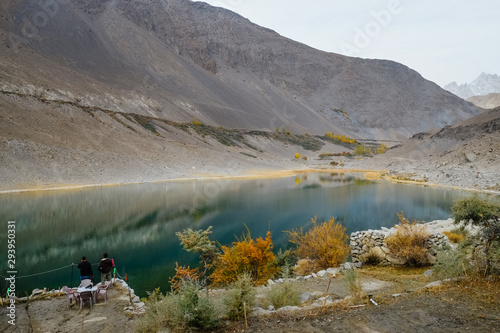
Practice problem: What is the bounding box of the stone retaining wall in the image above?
[350,226,450,265]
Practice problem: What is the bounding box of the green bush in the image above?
[452,197,500,228]
[343,268,364,303]
[172,280,220,331]
[275,248,297,278]
[224,273,256,321]
[134,292,170,333]
[489,240,500,274]
[136,281,221,332]
[434,247,470,281]
[452,197,500,275]
[266,280,300,309]
[353,144,371,156]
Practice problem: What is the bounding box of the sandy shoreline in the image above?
[0,167,387,195]
[1,166,498,195]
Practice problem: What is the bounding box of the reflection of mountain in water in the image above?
[0,173,475,296]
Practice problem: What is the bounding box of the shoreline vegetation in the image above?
[1,167,498,195]
[2,198,499,332]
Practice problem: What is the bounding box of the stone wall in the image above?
[350,226,451,265]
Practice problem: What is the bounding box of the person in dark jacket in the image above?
[97,253,113,284]
[77,256,93,281]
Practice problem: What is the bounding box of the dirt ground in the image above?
[2,268,499,333]
[229,277,500,333]
[0,283,138,333]
[233,289,500,333]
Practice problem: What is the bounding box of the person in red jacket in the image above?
[97,253,113,284]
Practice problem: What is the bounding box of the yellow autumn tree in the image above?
[286,217,349,270]
[325,132,356,144]
[210,231,278,286]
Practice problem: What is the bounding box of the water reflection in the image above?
[0,173,489,296]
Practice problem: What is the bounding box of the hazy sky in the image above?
[199,0,500,86]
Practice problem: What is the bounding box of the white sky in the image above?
[199,0,500,86]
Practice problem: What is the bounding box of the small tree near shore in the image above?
[210,231,278,286]
[452,197,500,274]
[176,227,218,279]
[286,217,349,271]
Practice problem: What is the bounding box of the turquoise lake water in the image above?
[0,172,487,296]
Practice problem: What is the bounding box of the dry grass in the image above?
[443,231,465,243]
[385,212,431,266]
[293,259,320,276]
[454,277,500,307]
[359,265,432,294]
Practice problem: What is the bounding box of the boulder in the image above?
[425,252,437,264]
[277,306,301,312]
[32,289,44,296]
[423,270,434,277]
[370,246,387,260]
[300,292,313,303]
[381,246,391,254]
[425,280,443,288]
[386,255,406,265]
[343,262,355,270]
[326,267,341,275]
[252,307,269,316]
[316,270,327,278]
[465,153,476,162]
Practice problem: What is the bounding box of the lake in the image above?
[0,172,485,296]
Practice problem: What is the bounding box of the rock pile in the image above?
[350,226,451,265]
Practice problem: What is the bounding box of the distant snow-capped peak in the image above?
[444,73,500,99]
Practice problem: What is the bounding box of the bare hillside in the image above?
[344,107,500,192]
[0,0,485,190]
[1,0,479,139]
[467,93,500,109]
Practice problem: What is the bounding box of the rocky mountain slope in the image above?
[467,93,500,109]
[2,0,478,138]
[0,0,484,190]
[444,73,500,100]
[344,107,500,192]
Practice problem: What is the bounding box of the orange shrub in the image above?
[286,217,349,270]
[210,231,278,286]
[169,262,201,291]
[385,212,431,266]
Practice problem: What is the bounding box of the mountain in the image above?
[1,0,479,140]
[444,73,500,100]
[467,93,500,109]
[352,106,500,191]
[0,0,484,190]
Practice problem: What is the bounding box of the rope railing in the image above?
[1,261,129,298]
[1,263,74,279]
[1,263,126,282]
